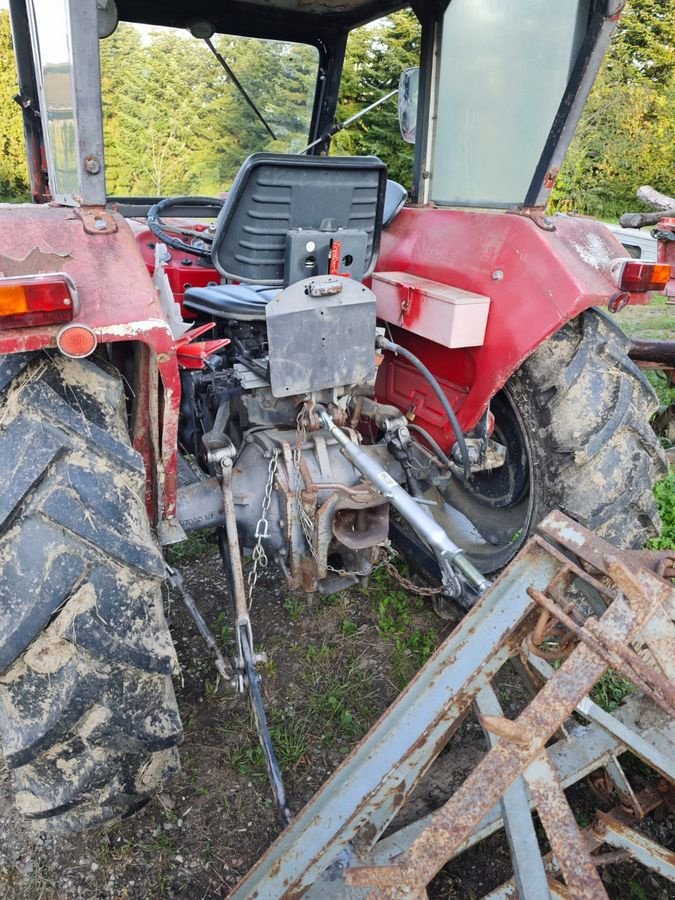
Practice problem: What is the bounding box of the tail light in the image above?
[609,259,671,293]
[0,273,78,330]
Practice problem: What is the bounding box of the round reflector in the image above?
[57,324,98,358]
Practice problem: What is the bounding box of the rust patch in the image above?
[0,245,71,277]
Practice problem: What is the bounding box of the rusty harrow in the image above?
[232,512,675,899]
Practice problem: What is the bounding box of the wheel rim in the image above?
[426,388,536,574]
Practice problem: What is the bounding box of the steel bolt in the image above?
[84,156,100,174]
[492,269,504,282]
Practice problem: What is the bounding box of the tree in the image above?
[334,11,421,189]
[0,11,29,200]
[550,0,675,218]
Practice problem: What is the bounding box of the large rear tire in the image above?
[436,309,668,573]
[0,352,182,830]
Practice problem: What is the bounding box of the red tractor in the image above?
[0,0,669,830]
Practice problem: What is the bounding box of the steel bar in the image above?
[522,754,607,898]
[475,687,551,900]
[165,563,236,685]
[527,585,675,717]
[318,409,489,595]
[597,812,675,882]
[525,653,675,782]
[234,515,675,899]
[343,570,663,891]
[230,539,561,899]
[486,787,668,899]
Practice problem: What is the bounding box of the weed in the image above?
[166,529,215,564]
[574,810,592,828]
[228,743,267,779]
[628,880,649,900]
[143,829,177,854]
[303,643,376,743]
[340,618,358,636]
[284,594,306,620]
[646,369,675,408]
[365,568,437,687]
[228,720,309,776]
[650,470,675,550]
[215,611,233,646]
[591,669,636,712]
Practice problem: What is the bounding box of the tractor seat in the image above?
[183,283,278,321]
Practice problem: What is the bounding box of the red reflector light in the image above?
[616,261,671,292]
[0,273,77,330]
[57,324,98,358]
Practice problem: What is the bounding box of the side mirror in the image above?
[97,0,119,38]
[398,67,419,144]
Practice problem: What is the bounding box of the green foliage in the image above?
[228,720,309,776]
[550,0,675,218]
[334,11,420,189]
[0,12,29,198]
[165,529,213,563]
[649,470,675,549]
[99,25,317,195]
[366,567,437,687]
[0,3,672,218]
[590,669,637,711]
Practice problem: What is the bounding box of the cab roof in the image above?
[115,0,412,43]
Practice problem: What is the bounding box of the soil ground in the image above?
[1,302,674,899]
[2,548,673,900]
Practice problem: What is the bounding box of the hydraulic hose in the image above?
[376,336,471,480]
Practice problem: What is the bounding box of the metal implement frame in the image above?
[232,511,675,899]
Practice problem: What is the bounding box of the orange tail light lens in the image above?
[612,260,671,293]
[0,274,78,330]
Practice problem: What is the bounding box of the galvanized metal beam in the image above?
[233,513,675,899]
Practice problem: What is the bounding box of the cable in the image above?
[406,423,453,470]
[376,336,471,480]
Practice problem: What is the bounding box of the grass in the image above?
[590,669,637,712]
[227,718,310,777]
[303,643,376,743]
[364,566,438,688]
[650,470,675,549]
[618,292,674,342]
[166,529,215,563]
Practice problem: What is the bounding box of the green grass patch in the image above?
[590,669,636,712]
[364,567,438,688]
[650,470,675,550]
[227,719,310,777]
[303,643,376,744]
[166,529,215,563]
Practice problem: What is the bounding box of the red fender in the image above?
[374,207,635,449]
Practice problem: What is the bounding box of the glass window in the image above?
[431,0,589,207]
[100,25,318,196]
[29,0,79,201]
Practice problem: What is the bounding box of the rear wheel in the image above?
[0,352,182,830]
[434,309,668,573]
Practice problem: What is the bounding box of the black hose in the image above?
[406,423,453,470]
[147,195,224,258]
[377,336,471,480]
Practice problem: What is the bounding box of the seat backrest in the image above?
[210,153,388,286]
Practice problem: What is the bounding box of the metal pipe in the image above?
[319,410,490,595]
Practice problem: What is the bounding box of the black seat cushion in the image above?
[183,284,278,320]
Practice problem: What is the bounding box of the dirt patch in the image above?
[0,546,672,899]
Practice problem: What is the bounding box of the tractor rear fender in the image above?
[0,205,180,532]
[375,206,640,439]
